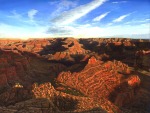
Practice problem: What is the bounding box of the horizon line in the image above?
[0,37,150,41]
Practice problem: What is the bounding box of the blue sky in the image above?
[0,0,150,39]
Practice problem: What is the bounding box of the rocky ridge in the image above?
[0,38,149,113]
[57,57,141,108]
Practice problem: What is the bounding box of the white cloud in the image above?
[48,0,107,37]
[0,23,49,39]
[146,19,150,21]
[113,13,131,22]
[50,0,78,17]
[75,26,103,38]
[107,23,149,37]
[112,2,119,4]
[79,23,150,38]
[7,10,38,26]
[46,24,104,38]
[7,10,22,19]
[51,0,107,25]
[28,9,38,20]
[124,18,150,25]
[112,1,127,4]
[93,12,110,21]
[47,25,75,35]
[107,22,113,26]
[48,1,58,5]
[59,0,77,9]
[47,21,150,38]
[0,22,149,39]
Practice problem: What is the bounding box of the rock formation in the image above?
[0,38,149,113]
[0,49,66,92]
[32,82,114,113]
[57,57,141,109]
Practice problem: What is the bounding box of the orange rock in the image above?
[88,56,97,64]
[127,75,140,87]
[57,59,141,110]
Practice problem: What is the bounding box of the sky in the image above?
[0,0,150,39]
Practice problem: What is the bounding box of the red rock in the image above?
[127,75,140,87]
[88,56,97,64]
[0,73,8,86]
[0,58,8,64]
[6,67,17,81]
[57,59,141,108]
[56,87,65,91]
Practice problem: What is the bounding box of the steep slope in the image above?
[45,38,91,63]
[57,57,141,109]
[0,50,33,90]
[0,49,66,93]
[79,38,150,66]
[0,82,107,113]
[32,82,111,113]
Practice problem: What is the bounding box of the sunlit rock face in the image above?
[127,75,140,87]
[0,82,106,113]
[57,57,141,108]
[32,82,119,113]
[88,56,97,64]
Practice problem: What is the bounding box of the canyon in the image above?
[0,38,149,113]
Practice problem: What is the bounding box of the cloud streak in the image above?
[50,0,78,17]
[112,1,127,4]
[7,10,22,19]
[28,9,38,20]
[0,22,49,39]
[113,13,131,22]
[47,25,75,35]
[125,18,150,25]
[93,12,110,21]
[51,0,107,25]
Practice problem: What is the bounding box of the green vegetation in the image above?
[63,87,84,96]
[55,81,84,96]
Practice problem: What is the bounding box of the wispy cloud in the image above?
[76,23,150,38]
[112,2,119,4]
[93,12,110,22]
[107,22,113,26]
[47,25,75,35]
[0,22,49,39]
[125,18,150,25]
[112,1,127,4]
[113,13,131,22]
[48,1,58,5]
[6,9,39,26]
[1,21,149,39]
[146,19,150,21]
[58,0,77,9]
[7,10,22,19]
[46,24,104,37]
[28,9,38,20]
[51,0,107,25]
[50,0,78,17]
